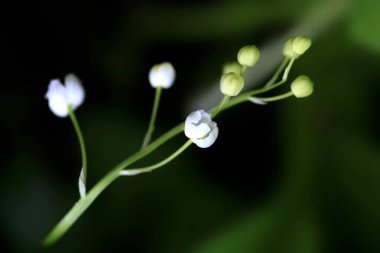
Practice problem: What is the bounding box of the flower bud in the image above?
[184,110,218,148]
[220,72,244,97]
[222,62,243,74]
[45,73,85,118]
[237,45,260,67]
[148,62,176,89]
[291,75,314,98]
[283,36,312,58]
[292,36,312,56]
[283,38,295,58]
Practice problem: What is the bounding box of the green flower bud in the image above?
[237,45,260,67]
[292,36,312,56]
[291,75,314,98]
[220,72,244,97]
[283,36,312,58]
[283,38,295,58]
[223,62,243,74]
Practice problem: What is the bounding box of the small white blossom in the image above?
[149,62,176,89]
[184,110,218,148]
[45,73,85,118]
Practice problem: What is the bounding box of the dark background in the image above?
[1,0,379,252]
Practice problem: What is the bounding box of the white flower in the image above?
[184,110,219,148]
[45,73,85,118]
[148,62,176,89]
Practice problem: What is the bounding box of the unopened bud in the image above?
[292,36,312,56]
[291,75,314,98]
[220,73,244,97]
[223,62,243,74]
[237,45,260,67]
[149,62,176,89]
[283,38,295,58]
[283,36,312,58]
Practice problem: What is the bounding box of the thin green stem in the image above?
[43,169,119,245]
[68,106,87,190]
[218,79,284,111]
[120,140,192,176]
[255,91,294,102]
[211,95,229,118]
[142,87,162,149]
[265,57,290,87]
[43,122,184,245]
[282,57,296,81]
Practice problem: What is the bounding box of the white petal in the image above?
[184,110,211,139]
[45,79,63,99]
[199,110,211,122]
[193,124,219,148]
[185,110,202,124]
[46,79,69,117]
[194,122,211,138]
[65,73,85,109]
[149,62,176,89]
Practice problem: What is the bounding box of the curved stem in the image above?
[211,95,229,118]
[219,80,284,111]
[43,122,184,245]
[120,140,192,176]
[255,91,294,102]
[142,87,162,149]
[68,106,87,196]
[282,57,296,81]
[265,57,290,87]
[43,169,119,245]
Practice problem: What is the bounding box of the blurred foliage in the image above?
[1,0,380,252]
[350,0,380,53]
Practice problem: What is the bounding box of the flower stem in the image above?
[211,95,229,118]
[255,91,294,102]
[265,57,290,87]
[142,87,162,149]
[216,80,282,112]
[43,122,184,245]
[120,140,192,176]
[68,106,87,192]
[282,57,296,81]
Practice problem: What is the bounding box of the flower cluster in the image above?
[43,35,315,245]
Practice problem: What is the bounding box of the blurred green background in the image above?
[1,0,379,252]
